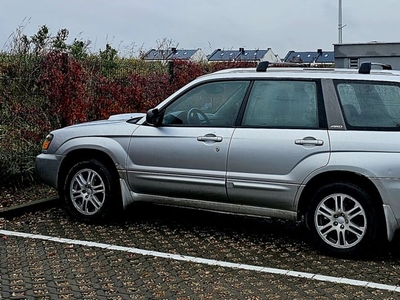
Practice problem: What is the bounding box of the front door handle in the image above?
[295,137,324,146]
[197,134,223,143]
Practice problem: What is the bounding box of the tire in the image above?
[306,182,379,257]
[63,159,120,223]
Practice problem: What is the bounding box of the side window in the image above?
[242,80,319,128]
[375,85,400,119]
[336,81,400,128]
[335,83,361,114]
[162,81,249,127]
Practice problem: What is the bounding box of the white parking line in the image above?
[1,229,399,293]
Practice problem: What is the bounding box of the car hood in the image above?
[108,113,146,122]
[67,113,146,128]
[47,113,146,152]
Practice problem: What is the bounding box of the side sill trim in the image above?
[129,192,297,221]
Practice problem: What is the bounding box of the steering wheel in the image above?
[186,108,211,125]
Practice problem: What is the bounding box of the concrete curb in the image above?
[0,196,60,217]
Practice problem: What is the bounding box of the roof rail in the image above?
[256,61,320,72]
[256,61,269,72]
[358,62,392,74]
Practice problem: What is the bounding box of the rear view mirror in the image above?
[146,108,162,126]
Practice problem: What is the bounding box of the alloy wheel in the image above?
[314,193,367,249]
[69,168,106,216]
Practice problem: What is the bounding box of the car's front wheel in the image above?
[63,159,119,223]
[306,182,379,256]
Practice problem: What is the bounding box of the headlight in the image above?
[42,134,54,151]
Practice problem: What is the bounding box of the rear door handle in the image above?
[197,134,223,142]
[295,137,324,146]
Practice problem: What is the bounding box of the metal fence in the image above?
[0,55,211,188]
[0,56,170,188]
[0,55,253,188]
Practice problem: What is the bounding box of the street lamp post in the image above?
[338,0,344,43]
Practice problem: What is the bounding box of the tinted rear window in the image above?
[335,80,400,130]
[242,80,319,128]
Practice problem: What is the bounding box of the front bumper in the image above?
[35,153,64,189]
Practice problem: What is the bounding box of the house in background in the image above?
[143,48,207,62]
[283,50,335,65]
[334,42,400,70]
[142,49,172,61]
[208,48,280,62]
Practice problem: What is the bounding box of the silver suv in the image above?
[36,61,400,256]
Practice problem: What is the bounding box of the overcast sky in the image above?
[1,0,399,58]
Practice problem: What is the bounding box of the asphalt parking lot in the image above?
[1,199,400,299]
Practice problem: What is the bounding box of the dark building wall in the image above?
[334,43,400,69]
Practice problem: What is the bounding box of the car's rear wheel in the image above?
[63,159,119,223]
[306,182,379,256]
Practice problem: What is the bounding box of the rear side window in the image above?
[335,80,400,129]
[242,80,319,128]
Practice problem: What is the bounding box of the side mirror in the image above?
[146,108,162,126]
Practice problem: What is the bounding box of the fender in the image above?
[56,136,132,171]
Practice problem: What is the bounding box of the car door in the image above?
[127,80,250,202]
[227,79,330,211]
